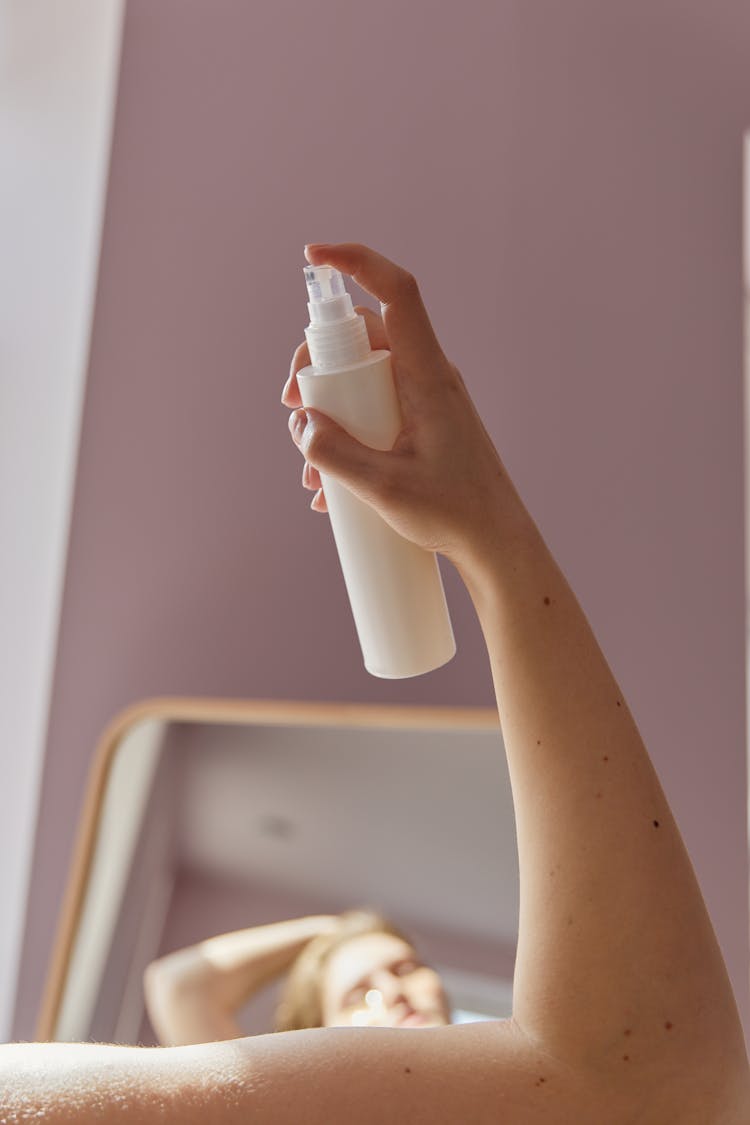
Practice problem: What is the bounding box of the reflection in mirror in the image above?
[41,701,518,1045]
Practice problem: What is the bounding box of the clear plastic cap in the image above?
[304,265,355,325]
[302,262,371,370]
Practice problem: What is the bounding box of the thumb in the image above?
[293,407,392,502]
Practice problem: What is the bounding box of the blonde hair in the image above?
[274,908,413,1032]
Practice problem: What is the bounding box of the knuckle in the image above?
[445,361,467,392]
[397,269,419,298]
[299,423,324,463]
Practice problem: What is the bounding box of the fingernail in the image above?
[289,409,307,442]
[304,243,329,262]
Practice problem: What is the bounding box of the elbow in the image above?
[144,949,205,1003]
[142,954,225,1047]
[143,958,176,1040]
[142,955,202,1043]
[143,957,167,1009]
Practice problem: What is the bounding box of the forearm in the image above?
[458,499,745,1074]
[145,915,334,1045]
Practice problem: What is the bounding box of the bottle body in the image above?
[297,350,456,678]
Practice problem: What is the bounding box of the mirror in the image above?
[38,698,519,1044]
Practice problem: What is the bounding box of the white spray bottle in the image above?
[296,263,456,679]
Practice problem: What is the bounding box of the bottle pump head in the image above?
[303,264,371,372]
[304,265,352,323]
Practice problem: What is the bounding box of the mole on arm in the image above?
[653,820,660,828]
[404,1067,411,1075]
[543,596,551,605]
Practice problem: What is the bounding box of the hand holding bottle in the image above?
[288,247,458,678]
[282,242,530,585]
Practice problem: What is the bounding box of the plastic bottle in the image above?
[296,263,456,678]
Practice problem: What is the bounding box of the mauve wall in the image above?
[14,0,750,1039]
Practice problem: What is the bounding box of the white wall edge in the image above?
[744,134,750,825]
[0,0,125,1041]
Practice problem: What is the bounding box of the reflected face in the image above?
[321,932,451,1029]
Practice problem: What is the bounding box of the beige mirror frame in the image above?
[37,696,502,1041]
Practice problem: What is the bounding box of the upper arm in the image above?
[172,1019,600,1125]
[0,1023,604,1125]
[5,1021,734,1124]
[186,1016,745,1125]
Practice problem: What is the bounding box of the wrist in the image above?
[452,489,542,606]
[299,915,339,939]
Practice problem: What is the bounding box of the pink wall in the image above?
[15,0,750,1040]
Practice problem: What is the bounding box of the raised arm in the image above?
[144,915,338,1044]
[4,243,747,1125]
[285,242,749,1106]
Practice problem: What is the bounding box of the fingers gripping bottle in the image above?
[296,264,456,678]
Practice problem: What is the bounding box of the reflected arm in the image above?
[144,915,337,1045]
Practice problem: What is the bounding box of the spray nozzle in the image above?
[302,261,371,371]
[304,265,346,303]
[304,265,357,326]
